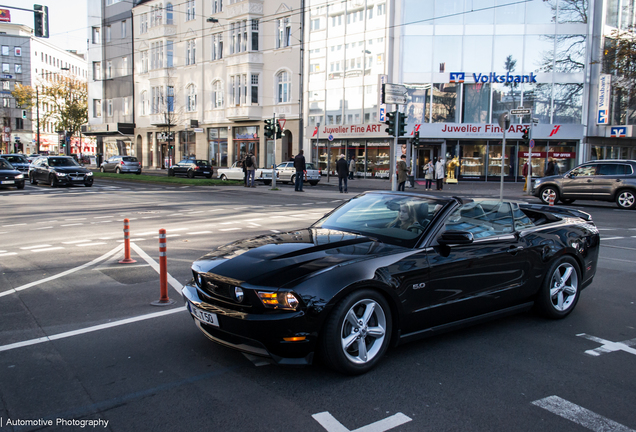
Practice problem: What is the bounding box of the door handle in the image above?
[507,246,524,254]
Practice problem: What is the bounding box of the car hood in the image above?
[193,228,405,288]
[50,166,91,173]
[0,168,21,177]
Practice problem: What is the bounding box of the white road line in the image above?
[220,221,236,225]
[312,412,412,432]
[116,238,147,242]
[98,237,113,240]
[136,231,161,236]
[600,237,624,240]
[167,227,188,232]
[77,242,107,247]
[94,216,114,219]
[248,223,261,227]
[187,231,212,235]
[0,231,6,234]
[20,244,52,250]
[34,226,53,230]
[532,396,636,432]
[169,213,184,216]
[130,243,182,292]
[0,252,17,257]
[187,211,204,214]
[219,228,240,232]
[61,223,83,227]
[142,216,161,219]
[270,230,280,233]
[245,218,263,221]
[269,216,288,219]
[0,244,123,299]
[577,333,636,357]
[62,240,92,244]
[0,307,186,354]
[30,247,65,253]
[152,234,181,238]
[65,218,87,221]
[116,218,137,221]
[208,209,223,212]
[2,223,26,227]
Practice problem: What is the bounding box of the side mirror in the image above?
[438,230,474,246]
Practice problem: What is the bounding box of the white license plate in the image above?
[189,303,219,327]
[203,171,210,174]
[1,180,15,184]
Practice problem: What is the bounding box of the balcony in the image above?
[226,0,263,19]
[147,24,177,39]
[226,105,262,121]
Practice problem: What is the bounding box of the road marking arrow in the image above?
[313,412,412,432]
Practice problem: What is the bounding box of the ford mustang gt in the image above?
[182,192,600,374]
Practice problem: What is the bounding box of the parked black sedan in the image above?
[0,154,30,174]
[168,158,213,178]
[182,192,600,374]
[29,156,94,187]
[0,157,25,189]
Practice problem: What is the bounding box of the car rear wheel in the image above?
[29,173,37,185]
[536,256,580,319]
[115,167,121,174]
[539,186,560,205]
[205,173,212,179]
[321,289,392,375]
[168,169,175,177]
[309,181,318,186]
[187,170,195,178]
[616,189,636,209]
[100,167,105,173]
[220,174,228,181]
[290,174,295,185]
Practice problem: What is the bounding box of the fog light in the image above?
[196,273,203,287]
[283,336,306,342]
[234,286,244,302]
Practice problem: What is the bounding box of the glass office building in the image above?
[303,0,636,181]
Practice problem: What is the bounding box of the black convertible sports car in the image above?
[182,192,600,374]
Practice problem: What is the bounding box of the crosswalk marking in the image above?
[532,396,635,432]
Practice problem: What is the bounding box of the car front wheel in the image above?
[49,174,58,187]
[168,169,175,177]
[100,166,105,172]
[539,186,560,205]
[16,182,25,190]
[187,170,195,178]
[321,289,392,375]
[29,173,37,185]
[616,189,636,209]
[536,256,581,319]
[219,174,228,181]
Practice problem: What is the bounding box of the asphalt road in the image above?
[0,179,634,432]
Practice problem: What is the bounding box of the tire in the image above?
[263,180,272,185]
[560,198,575,205]
[321,289,392,375]
[539,186,560,205]
[115,167,121,174]
[290,174,295,185]
[49,174,58,188]
[615,189,636,210]
[220,174,228,181]
[16,182,25,190]
[136,171,141,175]
[100,166,105,173]
[168,169,175,177]
[29,173,37,185]
[187,170,195,178]
[309,181,318,186]
[205,173,212,179]
[535,256,581,319]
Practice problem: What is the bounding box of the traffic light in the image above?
[385,111,397,137]
[275,122,282,139]
[264,118,275,139]
[397,113,406,137]
[34,5,49,38]
[521,127,529,145]
[412,131,420,146]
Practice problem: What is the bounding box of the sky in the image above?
[2,0,88,53]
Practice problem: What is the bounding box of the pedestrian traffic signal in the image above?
[34,5,49,38]
[397,113,407,137]
[385,111,397,137]
[264,118,275,139]
[521,127,529,144]
[412,131,420,146]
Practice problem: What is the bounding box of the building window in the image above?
[311,18,320,30]
[213,0,223,14]
[121,20,127,38]
[15,118,23,130]
[141,91,147,115]
[212,33,223,60]
[151,86,163,113]
[141,51,148,73]
[187,85,197,111]
[122,56,128,75]
[106,99,113,117]
[106,61,112,78]
[242,21,248,52]
[166,3,173,24]
[2,81,9,90]
[151,41,163,69]
[123,97,130,115]
[140,13,148,33]
[251,74,258,104]
[105,25,111,42]
[14,47,21,56]
[1,46,8,55]
[15,64,21,74]
[277,71,291,103]
[186,0,195,21]
[213,80,223,108]
[230,76,236,105]
[2,96,10,107]
[92,27,100,44]
[276,17,291,48]
[186,40,196,65]
[93,61,101,79]
[94,99,101,117]
[167,41,173,67]
[377,3,385,15]
[251,19,259,51]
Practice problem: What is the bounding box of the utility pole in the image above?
[497,112,510,202]
[36,87,40,154]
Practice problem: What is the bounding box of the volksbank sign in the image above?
[450,72,538,84]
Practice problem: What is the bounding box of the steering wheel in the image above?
[407,225,424,233]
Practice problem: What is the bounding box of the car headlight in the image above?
[257,291,300,310]
[56,172,67,176]
[15,174,24,179]
[86,172,93,176]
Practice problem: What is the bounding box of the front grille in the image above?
[194,271,254,308]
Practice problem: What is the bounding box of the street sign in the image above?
[382,83,408,105]
[510,108,531,116]
[529,139,535,148]
[278,119,286,130]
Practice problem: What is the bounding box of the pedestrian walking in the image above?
[397,154,408,191]
[522,161,532,192]
[424,159,434,190]
[435,158,445,190]
[336,154,349,193]
[545,158,555,177]
[245,152,257,187]
[348,157,356,180]
[293,150,306,192]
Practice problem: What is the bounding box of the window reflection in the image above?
[432,83,458,123]
[525,0,556,23]
[465,0,495,24]
[554,35,586,72]
[326,88,343,125]
[433,36,462,73]
[524,35,554,73]
[522,83,551,124]
[435,0,463,24]
[495,0,525,24]
[462,83,490,123]
[344,86,363,125]
[493,36,524,73]
[493,82,522,123]
[463,36,492,72]
[558,0,588,23]
[405,84,431,127]
[553,84,583,124]
[404,36,432,73]
[403,0,434,24]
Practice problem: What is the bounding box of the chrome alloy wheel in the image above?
[549,262,578,312]
[617,190,635,209]
[340,299,387,365]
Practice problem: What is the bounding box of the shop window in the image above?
[487,140,516,177]
[459,141,487,177]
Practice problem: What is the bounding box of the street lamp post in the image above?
[36,86,40,154]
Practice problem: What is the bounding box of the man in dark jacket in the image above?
[336,154,348,193]
[293,150,306,192]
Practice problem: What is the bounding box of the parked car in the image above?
[532,159,636,209]
[217,161,245,181]
[100,155,142,174]
[266,161,321,186]
[0,154,30,173]
[168,159,213,178]
[182,192,600,374]
[0,157,25,189]
[29,156,93,187]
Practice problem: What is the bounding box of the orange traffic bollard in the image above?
[549,192,556,207]
[151,228,175,306]
[119,218,137,264]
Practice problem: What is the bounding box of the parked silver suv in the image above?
[532,159,636,209]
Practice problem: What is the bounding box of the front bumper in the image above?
[57,174,92,185]
[181,283,316,365]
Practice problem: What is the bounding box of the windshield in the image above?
[48,158,79,167]
[3,155,27,164]
[306,163,316,170]
[195,160,209,166]
[122,156,138,162]
[312,193,448,248]
[0,159,13,170]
